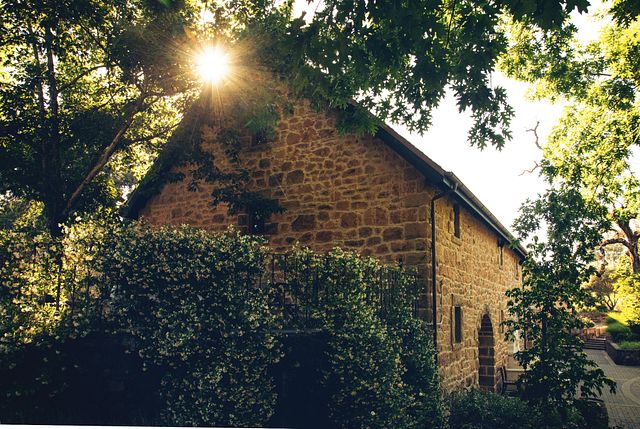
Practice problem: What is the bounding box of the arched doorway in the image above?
[478,313,495,392]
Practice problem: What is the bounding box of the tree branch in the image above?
[519,161,541,176]
[601,237,631,250]
[26,21,47,126]
[62,92,147,217]
[59,65,106,93]
[527,121,542,150]
[126,122,180,145]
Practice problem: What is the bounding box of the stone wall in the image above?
[433,195,521,390]
[139,97,523,392]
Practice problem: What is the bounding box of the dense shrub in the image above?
[607,321,632,342]
[619,341,640,350]
[1,223,444,428]
[448,389,541,429]
[96,224,280,427]
[447,390,610,429]
[288,249,444,429]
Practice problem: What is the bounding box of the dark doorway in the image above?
[478,313,495,392]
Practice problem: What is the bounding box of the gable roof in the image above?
[125,104,526,259]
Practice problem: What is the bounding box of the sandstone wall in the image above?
[139,98,522,392]
[432,195,521,390]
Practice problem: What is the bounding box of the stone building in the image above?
[127,89,525,393]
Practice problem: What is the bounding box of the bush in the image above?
[605,316,618,325]
[447,391,609,429]
[607,321,632,342]
[288,249,444,429]
[0,223,444,428]
[619,341,640,350]
[96,224,280,427]
[448,389,541,429]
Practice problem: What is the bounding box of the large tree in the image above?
[507,185,615,417]
[500,0,640,274]
[0,0,203,236]
[1,0,598,237]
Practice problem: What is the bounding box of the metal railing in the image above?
[259,253,421,330]
[2,245,423,331]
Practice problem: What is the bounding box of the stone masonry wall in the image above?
[433,196,521,391]
[139,97,523,392]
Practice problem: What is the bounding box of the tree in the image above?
[2,0,601,237]
[0,0,201,237]
[501,1,640,331]
[500,2,640,274]
[506,186,615,418]
[585,264,624,312]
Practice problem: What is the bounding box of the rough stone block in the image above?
[292,214,316,231]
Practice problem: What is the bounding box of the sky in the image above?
[290,0,619,232]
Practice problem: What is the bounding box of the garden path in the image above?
[585,349,640,429]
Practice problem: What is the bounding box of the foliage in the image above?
[2,0,608,237]
[447,389,542,429]
[94,224,280,427]
[0,0,202,236]
[287,248,444,429]
[506,186,615,414]
[606,321,632,342]
[606,311,640,343]
[619,340,640,349]
[0,216,108,351]
[584,257,631,311]
[1,222,442,427]
[500,5,640,277]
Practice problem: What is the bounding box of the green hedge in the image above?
[619,341,640,350]
[448,390,541,429]
[607,321,632,342]
[96,224,280,427]
[0,222,444,428]
[447,390,608,429]
[288,249,444,429]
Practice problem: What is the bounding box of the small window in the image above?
[499,245,504,266]
[453,204,461,238]
[454,305,462,343]
[500,310,505,334]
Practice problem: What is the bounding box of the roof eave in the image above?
[376,123,527,259]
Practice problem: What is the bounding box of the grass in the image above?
[618,341,640,350]
[606,312,627,325]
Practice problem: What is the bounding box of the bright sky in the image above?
[393,77,558,231]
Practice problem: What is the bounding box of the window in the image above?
[453,204,461,238]
[500,309,504,334]
[499,245,504,266]
[454,305,462,343]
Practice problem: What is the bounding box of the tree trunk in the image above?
[42,20,66,239]
[618,220,639,275]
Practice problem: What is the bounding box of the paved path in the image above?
[585,349,640,429]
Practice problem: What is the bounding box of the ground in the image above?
[586,349,640,429]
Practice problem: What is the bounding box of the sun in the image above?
[195,46,230,84]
